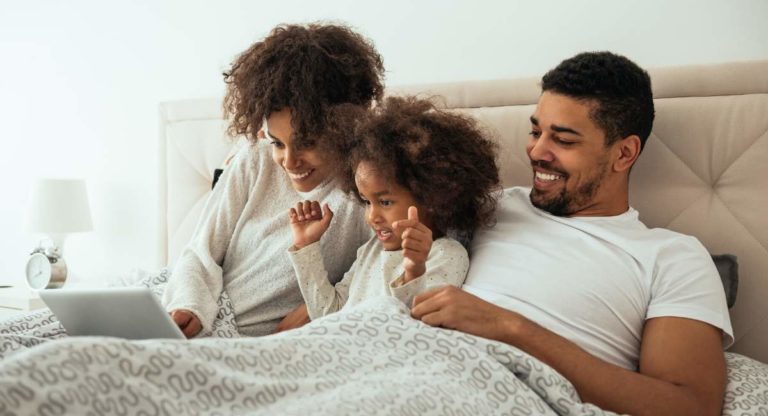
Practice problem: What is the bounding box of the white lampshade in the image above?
[26,179,93,234]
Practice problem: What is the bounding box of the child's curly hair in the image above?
[343,96,501,240]
[223,23,385,149]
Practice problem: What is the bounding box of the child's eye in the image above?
[529,130,542,139]
[379,200,393,207]
[360,198,371,205]
[270,140,285,149]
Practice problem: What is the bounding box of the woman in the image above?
[162,23,384,337]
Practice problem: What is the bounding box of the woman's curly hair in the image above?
[342,96,501,241]
[223,23,385,149]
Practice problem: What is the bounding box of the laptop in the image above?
[39,287,186,340]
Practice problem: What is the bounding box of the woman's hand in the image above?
[393,206,433,283]
[289,200,334,249]
[274,303,310,333]
[170,309,203,338]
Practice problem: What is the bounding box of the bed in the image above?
[160,59,768,361]
[0,60,766,415]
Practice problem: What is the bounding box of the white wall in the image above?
[1,0,767,286]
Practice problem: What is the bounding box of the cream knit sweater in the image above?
[162,142,370,336]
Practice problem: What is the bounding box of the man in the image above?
[411,52,733,416]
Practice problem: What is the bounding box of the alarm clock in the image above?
[25,247,67,290]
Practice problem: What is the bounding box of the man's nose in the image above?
[527,135,554,163]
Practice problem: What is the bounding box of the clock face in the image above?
[26,253,52,290]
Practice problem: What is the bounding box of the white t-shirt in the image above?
[463,187,733,370]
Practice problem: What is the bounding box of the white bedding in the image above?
[1,273,766,415]
[1,298,611,415]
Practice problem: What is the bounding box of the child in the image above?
[286,96,500,319]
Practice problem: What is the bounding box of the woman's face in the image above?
[264,108,331,192]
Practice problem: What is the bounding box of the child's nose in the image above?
[366,206,382,224]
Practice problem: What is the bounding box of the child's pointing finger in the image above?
[393,206,421,231]
[408,206,419,222]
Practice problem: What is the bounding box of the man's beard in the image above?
[529,160,607,217]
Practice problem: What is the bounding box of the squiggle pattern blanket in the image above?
[1,271,766,415]
[0,295,612,416]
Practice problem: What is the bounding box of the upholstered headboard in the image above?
[159,60,768,363]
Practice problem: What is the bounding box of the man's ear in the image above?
[613,135,642,173]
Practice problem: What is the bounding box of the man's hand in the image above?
[411,285,519,340]
[170,309,202,338]
[289,200,333,249]
[274,303,310,333]
[393,206,433,283]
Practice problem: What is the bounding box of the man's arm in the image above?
[411,286,726,416]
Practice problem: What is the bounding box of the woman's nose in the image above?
[283,148,301,169]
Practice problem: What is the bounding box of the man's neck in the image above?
[567,201,630,218]
[567,181,630,217]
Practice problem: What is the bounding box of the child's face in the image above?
[354,161,432,251]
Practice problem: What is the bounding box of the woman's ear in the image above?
[613,135,642,173]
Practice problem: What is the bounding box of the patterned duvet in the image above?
[0,274,766,415]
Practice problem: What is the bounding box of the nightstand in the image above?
[0,307,25,321]
[0,286,46,321]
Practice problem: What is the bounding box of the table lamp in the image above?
[24,179,93,289]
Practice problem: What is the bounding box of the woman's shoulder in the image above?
[323,188,363,214]
[250,140,277,168]
[226,140,287,183]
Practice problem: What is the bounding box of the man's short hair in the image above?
[541,52,655,150]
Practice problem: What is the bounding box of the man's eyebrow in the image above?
[530,116,582,136]
[551,124,582,136]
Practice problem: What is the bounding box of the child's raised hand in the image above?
[393,206,433,283]
[289,200,334,249]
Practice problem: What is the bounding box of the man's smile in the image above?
[532,165,567,192]
[535,171,563,182]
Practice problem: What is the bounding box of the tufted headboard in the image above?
[159,60,768,363]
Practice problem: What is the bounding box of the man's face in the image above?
[526,92,614,217]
